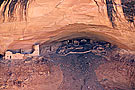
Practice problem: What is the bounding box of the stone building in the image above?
[30,44,40,56]
[4,44,40,60]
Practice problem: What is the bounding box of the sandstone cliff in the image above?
[0,0,134,54]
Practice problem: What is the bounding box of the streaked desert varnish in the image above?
[0,1,135,90]
[0,0,134,54]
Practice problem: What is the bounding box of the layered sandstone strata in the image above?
[0,0,134,54]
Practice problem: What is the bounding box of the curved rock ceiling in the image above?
[0,0,134,54]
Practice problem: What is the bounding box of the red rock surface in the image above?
[0,0,135,90]
[0,57,63,90]
[0,0,134,54]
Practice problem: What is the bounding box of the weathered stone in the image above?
[0,0,134,54]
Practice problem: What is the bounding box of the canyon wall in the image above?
[0,0,135,54]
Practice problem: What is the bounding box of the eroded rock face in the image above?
[95,62,135,90]
[1,38,135,90]
[40,38,135,90]
[0,0,135,90]
[0,57,63,90]
[0,0,134,54]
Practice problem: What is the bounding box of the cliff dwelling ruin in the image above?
[4,44,40,60]
[0,0,135,90]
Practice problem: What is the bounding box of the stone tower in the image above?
[5,51,12,59]
[32,44,40,56]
